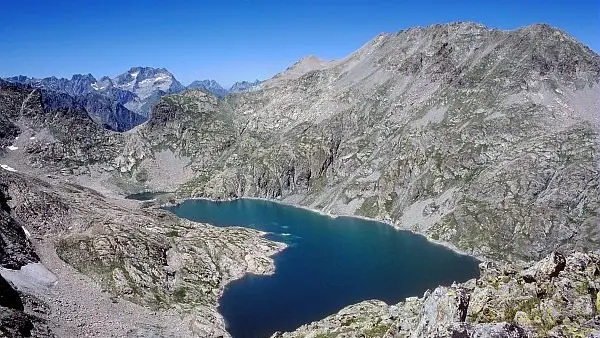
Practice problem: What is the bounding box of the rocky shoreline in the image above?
[152,194,482,262]
[0,171,285,337]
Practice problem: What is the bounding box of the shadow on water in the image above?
[125,191,170,201]
[164,198,481,338]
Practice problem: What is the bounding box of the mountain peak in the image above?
[266,54,332,86]
[110,67,185,117]
[128,66,169,74]
[187,79,228,97]
[71,73,96,82]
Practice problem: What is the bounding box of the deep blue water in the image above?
[164,199,480,338]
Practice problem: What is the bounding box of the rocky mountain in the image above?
[229,79,261,93]
[4,75,145,131]
[101,22,599,263]
[0,22,598,338]
[4,23,598,262]
[6,74,97,97]
[186,79,265,97]
[4,66,188,130]
[270,55,332,84]
[188,79,229,97]
[111,67,186,116]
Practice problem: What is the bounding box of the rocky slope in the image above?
[229,79,262,93]
[273,251,600,338]
[0,168,283,337]
[107,23,600,262]
[0,80,121,171]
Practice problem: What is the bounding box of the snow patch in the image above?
[154,74,170,82]
[7,145,18,150]
[21,226,31,238]
[130,71,139,78]
[1,164,16,172]
[91,82,106,91]
[0,263,58,292]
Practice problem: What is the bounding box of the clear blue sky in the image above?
[1,0,598,87]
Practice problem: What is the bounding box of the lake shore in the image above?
[162,193,481,337]
[148,193,483,263]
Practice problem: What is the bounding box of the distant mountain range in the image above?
[188,79,262,97]
[4,69,261,131]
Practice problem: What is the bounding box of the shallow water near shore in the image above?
[165,198,480,338]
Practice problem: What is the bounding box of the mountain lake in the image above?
[163,198,480,338]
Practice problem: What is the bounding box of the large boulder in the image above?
[519,252,566,282]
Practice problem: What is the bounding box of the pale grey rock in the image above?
[519,251,566,282]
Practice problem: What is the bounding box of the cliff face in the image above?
[0,176,55,338]
[0,183,38,269]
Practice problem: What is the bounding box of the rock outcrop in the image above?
[0,169,284,337]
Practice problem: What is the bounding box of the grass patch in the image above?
[166,229,180,237]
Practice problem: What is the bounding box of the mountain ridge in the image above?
[4,68,266,130]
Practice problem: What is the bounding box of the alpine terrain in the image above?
[0,22,599,338]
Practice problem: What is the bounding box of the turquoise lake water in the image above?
[164,198,480,338]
